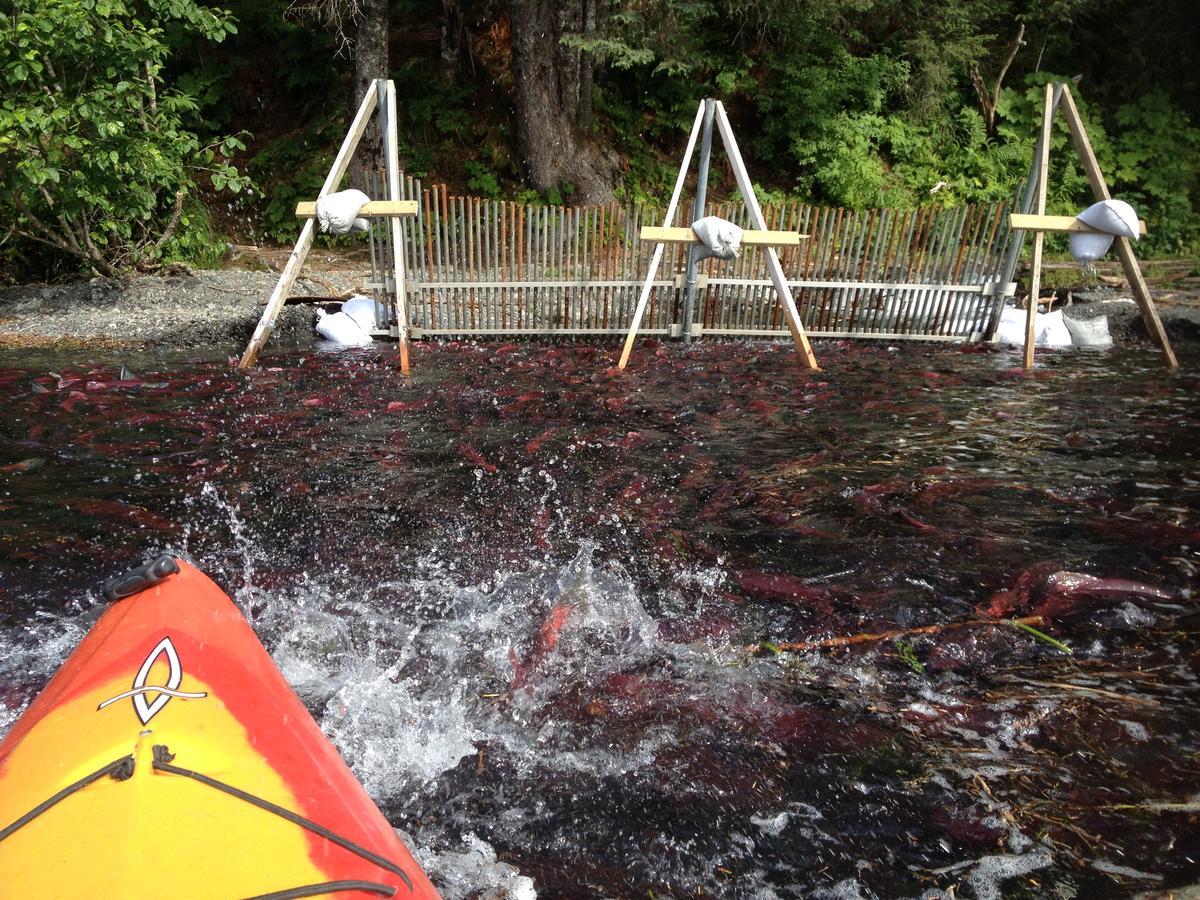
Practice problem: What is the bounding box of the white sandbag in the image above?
[1069,230,1115,262]
[1036,309,1073,348]
[1076,199,1140,240]
[341,294,380,331]
[316,189,370,235]
[994,305,1029,346]
[691,216,742,260]
[993,305,1076,348]
[315,308,372,345]
[1062,312,1113,349]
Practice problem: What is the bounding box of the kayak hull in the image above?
[0,557,439,899]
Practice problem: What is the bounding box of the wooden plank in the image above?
[239,83,379,370]
[638,226,805,246]
[383,80,411,374]
[1059,84,1176,368]
[1024,84,1055,370]
[294,200,419,219]
[1008,213,1147,236]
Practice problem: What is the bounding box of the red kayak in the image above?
[0,555,441,898]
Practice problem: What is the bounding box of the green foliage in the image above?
[161,195,233,266]
[893,639,925,675]
[1108,91,1200,253]
[4,0,1197,276]
[465,161,502,199]
[562,1,716,77]
[245,119,341,243]
[0,0,251,279]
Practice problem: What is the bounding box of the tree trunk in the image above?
[352,0,389,192]
[509,0,616,203]
[440,0,465,78]
[577,0,594,131]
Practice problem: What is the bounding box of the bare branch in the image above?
[286,0,361,55]
[15,199,86,256]
[973,24,1026,134]
[153,189,188,250]
[144,59,158,116]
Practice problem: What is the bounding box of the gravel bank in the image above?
[0,269,370,352]
[1,269,1196,352]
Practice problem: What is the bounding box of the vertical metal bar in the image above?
[518,203,527,329]
[845,208,876,332]
[466,196,476,330]
[911,206,945,332]
[928,205,965,332]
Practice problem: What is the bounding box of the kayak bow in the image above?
[0,556,440,899]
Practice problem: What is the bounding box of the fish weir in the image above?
[382,173,1012,342]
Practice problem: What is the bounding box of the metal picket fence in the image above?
[367,175,1013,341]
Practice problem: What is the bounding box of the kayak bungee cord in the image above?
[152,745,416,893]
[0,751,406,899]
[243,879,398,899]
[0,755,135,843]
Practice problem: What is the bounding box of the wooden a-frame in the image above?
[238,79,418,374]
[618,99,819,371]
[1008,82,1177,370]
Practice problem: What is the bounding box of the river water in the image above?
[1,339,1197,898]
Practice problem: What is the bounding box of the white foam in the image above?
[1118,719,1150,742]
[418,832,538,900]
[959,846,1054,900]
[751,812,790,836]
[0,613,87,741]
[811,878,872,899]
[323,662,481,799]
[1090,858,1162,881]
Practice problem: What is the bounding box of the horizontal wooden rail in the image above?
[406,279,673,290]
[1009,213,1146,236]
[640,226,806,246]
[706,277,1010,294]
[295,200,419,219]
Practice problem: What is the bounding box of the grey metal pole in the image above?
[986,82,1063,339]
[375,79,393,331]
[681,98,716,341]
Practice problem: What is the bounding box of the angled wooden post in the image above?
[1023,83,1054,371]
[1058,85,1177,369]
[617,100,707,370]
[238,87,379,370]
[382,79,412,375]
[714,102,818,370]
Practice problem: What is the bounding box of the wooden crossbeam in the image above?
[1008,213,1147,236]
[295,200,419,219]
[639,226,807,246]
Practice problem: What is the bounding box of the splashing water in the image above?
[0,340,1198,897]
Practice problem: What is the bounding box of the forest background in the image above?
[1,0,1198,282]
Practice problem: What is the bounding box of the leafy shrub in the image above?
[0,0,250,280]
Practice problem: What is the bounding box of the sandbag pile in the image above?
[993,305,1111,350]
[314,295,383,346]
